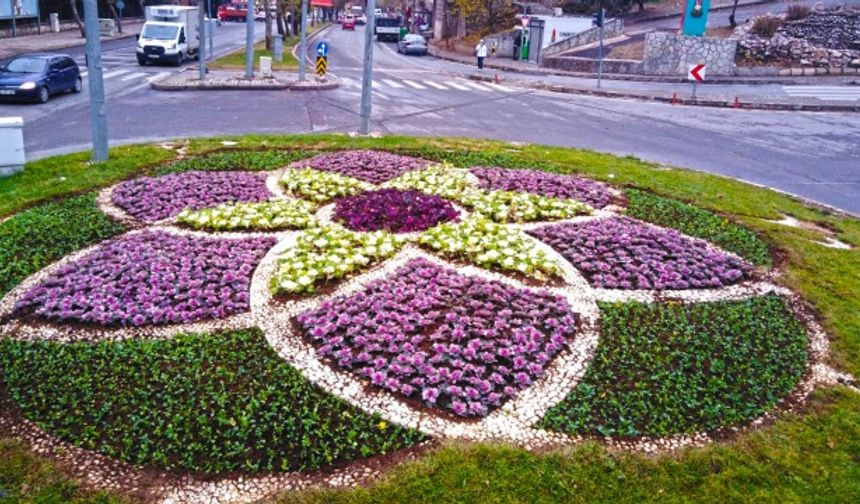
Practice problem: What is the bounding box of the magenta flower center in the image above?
[333,189,459,233]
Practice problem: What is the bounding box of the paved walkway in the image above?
[0,20,144,60]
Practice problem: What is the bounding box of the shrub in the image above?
[625,189,771,265]
[785,5,811,22]
[0,329,425,473]
[0,194,124,298]
[751,16,783,38]
[538,296,808,436]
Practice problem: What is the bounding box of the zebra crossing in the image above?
[782,85,860,101]
[339,75,515,94]
[78,67,172,86]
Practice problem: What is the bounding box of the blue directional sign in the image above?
[316,41,329,57]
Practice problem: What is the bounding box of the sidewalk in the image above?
[428,45,859,85]
[0,20,144,59]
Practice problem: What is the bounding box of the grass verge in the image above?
[209,23,329,71]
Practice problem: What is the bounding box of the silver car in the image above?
[397,34,428,56]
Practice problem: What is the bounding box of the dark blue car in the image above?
[0,53,82,104]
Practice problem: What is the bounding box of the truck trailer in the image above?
[137,5,200,66]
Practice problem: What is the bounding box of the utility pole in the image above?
[83,0,109,161]
[360,0,376,135]
[198,1,206,80]
[298,0,308,81]
[208,0,214,60]
[595,4,605,89]
[245,0,255,78]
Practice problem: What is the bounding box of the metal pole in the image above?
[298,0,308,81]
[11,0,16,38]
[359,0,376,135]
[597,8,604,89]
[83,0,108,161]
[207,0,214,61]
[198,1,206,80]
[245,0,255,78]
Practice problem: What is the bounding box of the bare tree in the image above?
[70,0,85,38]
[265,0,273,49]
[107,0,123,34]
[729,0,740,28]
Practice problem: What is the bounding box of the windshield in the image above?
[376,17,401,27]
[405,35,424,43]
[4,57,47,73]
[141,24,179,40]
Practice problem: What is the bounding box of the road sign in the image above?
[688,64,705,82]
[316,56,327,77]
[316,41,329,57]
[520,16,529,27]
[115,0,124,9]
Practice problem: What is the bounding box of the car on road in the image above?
[0,53,81,104]
[218,2,247,22]
[342,14,356,30]
[357,14,367,25]
[397,34,428,56]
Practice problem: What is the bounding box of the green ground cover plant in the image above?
[155,150,317,175]
[539,296,808,437]
[0,194,124,298]
[0,329,425,474]
[625,188,771,265]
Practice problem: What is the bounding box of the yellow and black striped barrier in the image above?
[315,56,328,77]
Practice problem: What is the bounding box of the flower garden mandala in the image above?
[0,149,832,497]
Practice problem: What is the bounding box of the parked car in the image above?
[356,14,367,25]
[342,14,356,30]
[0,53,81,104]
[397,34,428,55]
[218,2,247,22]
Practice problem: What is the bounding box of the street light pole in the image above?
[298,0,308,81]
[83,0,109,161]
[245,0,255,78]
[359,0,376,135]
[198,1,206,80]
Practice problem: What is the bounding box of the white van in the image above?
[137,6,200,66]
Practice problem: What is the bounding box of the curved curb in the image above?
[465,74,860,113]
[151,81,290,91]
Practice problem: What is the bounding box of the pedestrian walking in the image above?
[475,39,488,70]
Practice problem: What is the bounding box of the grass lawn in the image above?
[209,23,329,71]
[0,134,858,503]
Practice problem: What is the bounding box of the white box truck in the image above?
[137,6,199,66]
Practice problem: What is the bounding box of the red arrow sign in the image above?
[688,64,706,82]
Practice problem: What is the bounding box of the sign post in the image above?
[687,63,705,99]
[315,40,329,78]
[359,0,376,135]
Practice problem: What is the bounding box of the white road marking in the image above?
[120,72,148,82]
[463,80,494,92]
[381,78,404,88]
[101,69,130,80]
[444,80,471,91]
[147,72,171,83]
[485,82,514,92]
[782,86,860,101]
[423,80,449,90]
[401,79,428,90]
[340,76,360,87]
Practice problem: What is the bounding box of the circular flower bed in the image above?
[333,189,459,233]
[0,146,822,493]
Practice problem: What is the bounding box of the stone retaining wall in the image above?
[642,32,738,76]
[541,56,644,74]
[543,18,624,57]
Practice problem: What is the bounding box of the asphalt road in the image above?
[3,23,859,215]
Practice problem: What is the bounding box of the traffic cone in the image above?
[734,96,740,109]
[494,73,500,84]
[671,92,677,105]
